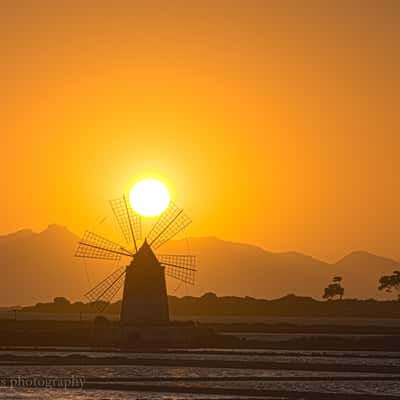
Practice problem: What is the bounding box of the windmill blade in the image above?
[76,231,133,261]
[85,266,126,311]
[158,254,196,269]
[147,201,191,250]
[110,196,141,252]
[159,254,196,285]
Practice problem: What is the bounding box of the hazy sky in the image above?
[1,1,399,262]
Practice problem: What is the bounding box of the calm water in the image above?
[0,348,400,399]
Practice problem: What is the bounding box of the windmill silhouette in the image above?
[75,196,195,324]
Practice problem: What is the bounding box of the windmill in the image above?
[75,196,196,325]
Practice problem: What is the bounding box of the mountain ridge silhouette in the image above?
[0,224,398,306]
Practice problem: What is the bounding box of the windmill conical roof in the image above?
[132,239,160,267]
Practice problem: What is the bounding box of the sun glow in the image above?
[129,179,170,217]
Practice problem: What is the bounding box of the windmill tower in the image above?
[75,197,195,325]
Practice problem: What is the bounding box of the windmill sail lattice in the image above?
[75,231,133,261]
[110,196,141,250]
[158,254,196,285]
[75,194,196,320]
[147,201,191,250]
[85,266,126,305]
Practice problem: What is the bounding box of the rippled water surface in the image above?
[1,348,400,399]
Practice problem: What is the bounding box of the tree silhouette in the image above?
[323,276,344,300]
[378,271,400,300]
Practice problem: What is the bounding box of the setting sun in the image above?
[129,179,170,217]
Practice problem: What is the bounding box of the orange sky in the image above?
[1,1,399,262]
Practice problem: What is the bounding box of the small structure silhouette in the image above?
[75,196,196,325]
[121,240,169,324]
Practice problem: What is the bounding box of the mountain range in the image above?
[0,225,399,306]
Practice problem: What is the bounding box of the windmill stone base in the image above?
[120,241,169,325]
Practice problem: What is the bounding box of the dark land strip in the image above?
[2,347,400,360]
[2,354,400,374]
[138,349,400,359]
[2,376,400,383]
[80,382,400,399]
[85,376,400,382]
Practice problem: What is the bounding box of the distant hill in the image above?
[0,225,113,306]
[162,238,400,301]
[20,294,400,319]
[0,225,399,306]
